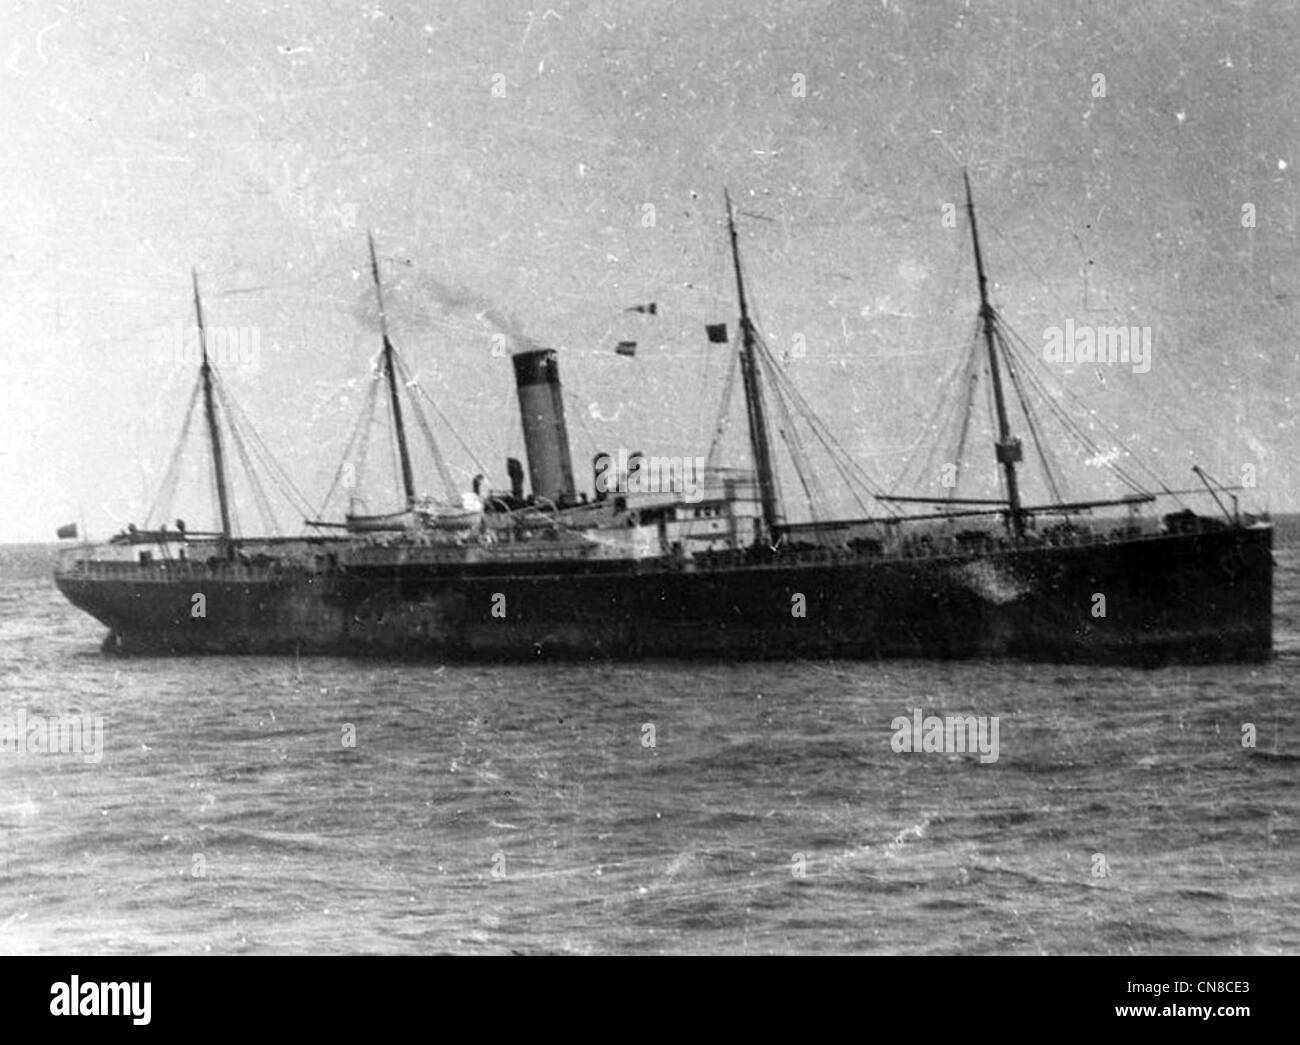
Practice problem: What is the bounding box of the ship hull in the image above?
[55,566,346,655]
[54,526,1273,665]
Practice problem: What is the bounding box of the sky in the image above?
[2,0,1297,541]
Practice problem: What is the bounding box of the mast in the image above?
[192,269,232,545]
[724,189,780,545]
[368,231,416,507]
[963,171,1024,538]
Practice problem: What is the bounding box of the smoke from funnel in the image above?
[355,264,543,357]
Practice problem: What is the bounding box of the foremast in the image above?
[724,190,780,545]
[191,270,232,548]
[963,171,1025,538]
[368,231,416,508]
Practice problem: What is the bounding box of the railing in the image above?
[55,559,300,583]
[697,519,1259,571]
[56,516,1263,580]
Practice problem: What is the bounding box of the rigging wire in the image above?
[703,337,741,478]
[218,390,280,535]
[902,357,962,491]
[558,373,602,479]
[946,325,984,505]
[756,334,894,506]
[994,318,1065,505]
[315,372,381,520]
[757,347,826,530]
[384,375,403,504]
[898,315,982,497]
[999,321,1175,502]
[752,334,894,534]
[983,213,1214,481]
[214,373,320,525]
[393,352,458,502]
[144,377,203,527]
[980,346,1005,503]
[411,381,492,481]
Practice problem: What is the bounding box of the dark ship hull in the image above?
[55,523,1273,664]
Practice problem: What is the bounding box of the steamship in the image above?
[54,178,1273,663]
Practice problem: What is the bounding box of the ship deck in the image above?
[53,520,1273,582]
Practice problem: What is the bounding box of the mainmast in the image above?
[192,269,232,546]
[368,231,416,508]
[724,189,780,545]
[963,171,1025,538]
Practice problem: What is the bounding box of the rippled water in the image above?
[1,536,1296,954]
